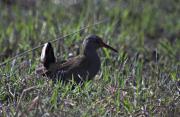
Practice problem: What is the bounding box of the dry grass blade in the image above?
[15,86,39,116]
[27,96,39,111]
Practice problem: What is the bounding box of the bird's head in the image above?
[83,35,118,53]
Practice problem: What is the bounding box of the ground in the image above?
[0,0,179,116]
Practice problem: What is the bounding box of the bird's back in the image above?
[54,55,89,83]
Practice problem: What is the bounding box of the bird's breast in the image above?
[87,56,101,79]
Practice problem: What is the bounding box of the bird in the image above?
[36,35,118,84]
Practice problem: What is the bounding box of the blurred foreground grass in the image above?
[0,0,179,116]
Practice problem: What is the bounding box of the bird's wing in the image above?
[59,55,89,71]
[56,55,90,82]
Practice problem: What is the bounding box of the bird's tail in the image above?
[40,42,56,68]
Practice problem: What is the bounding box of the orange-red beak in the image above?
[100,41,118,53]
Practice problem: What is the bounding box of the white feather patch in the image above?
[41,43,48,62]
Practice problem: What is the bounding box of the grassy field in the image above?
[0,0,179,116]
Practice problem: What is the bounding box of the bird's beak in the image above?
[101,41,118,53]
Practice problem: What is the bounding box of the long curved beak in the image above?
[101,41,118,53]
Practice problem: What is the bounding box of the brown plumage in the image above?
[36,35,118,84]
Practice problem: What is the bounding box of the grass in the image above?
[0,0,179,116]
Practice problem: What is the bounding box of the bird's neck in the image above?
[83,47,101,79]
[83,45,101,66]
[83,47,99,60]
[83,47,101,67]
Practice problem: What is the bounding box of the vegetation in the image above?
[0,0,179,116]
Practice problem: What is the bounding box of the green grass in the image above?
[0,0,179,116]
